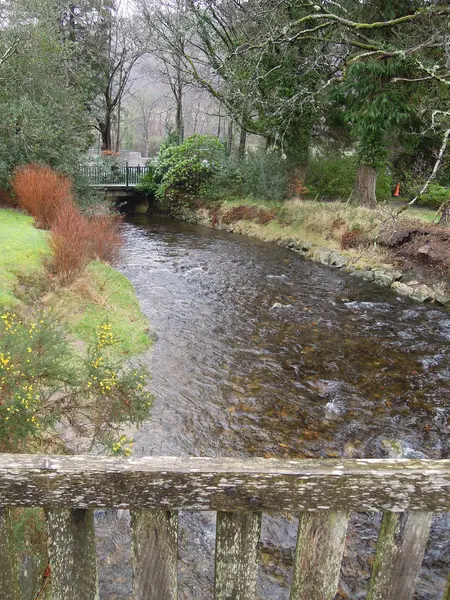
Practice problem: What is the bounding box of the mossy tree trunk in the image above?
[355,164,377,207]
[439,200,450,225]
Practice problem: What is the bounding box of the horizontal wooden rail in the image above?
[1,455,449,600]
[0,455,449,510]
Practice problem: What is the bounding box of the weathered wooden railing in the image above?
[0,455,449,600]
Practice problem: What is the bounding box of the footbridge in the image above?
[80,164,150,193]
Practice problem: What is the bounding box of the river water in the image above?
[97,213,449,599]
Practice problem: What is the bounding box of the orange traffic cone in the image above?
[393,183,401,197]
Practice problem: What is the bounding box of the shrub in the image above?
[11,164,72,228]
[306,155,392,202]
[49,202,122,282]
[306,155,356,199]
[341,229,363,249]
[49,201,92,282]
[88,214,122,264]
[416,184,449,208]
[0,187,15,207]
[205,150,291,202]
[0,311,153,453]
[155,134,225,207]
[136,163,157,196]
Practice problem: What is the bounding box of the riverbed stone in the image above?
[373,269,402,287]
[310,248,347,268]
[433,284,450,306]
[294,241,313,252]
[349,269,375,282]
[406,284,436,303]
[391,281,436,302]
[311,247,333,265]
[328,252,347,268]
[381,439,405,458]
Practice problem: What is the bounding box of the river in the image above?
[96,213,449,599]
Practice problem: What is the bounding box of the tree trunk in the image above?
[100,123,112,151]
[175,70,184,145]
[227,120,233,155]
[438,200,450,225]
[354,164,377,207]
[238,127,247,158]
[115,98,122,153]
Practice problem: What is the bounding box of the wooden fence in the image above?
[0,454,449,600]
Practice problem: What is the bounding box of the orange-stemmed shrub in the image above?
[11,164,72,229]
[50,203,123,281]
[88,214,123,264]
[49,201,92,282]
[10,163,122,282]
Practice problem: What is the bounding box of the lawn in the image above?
[0,208,151,357]
[0,208,48,307]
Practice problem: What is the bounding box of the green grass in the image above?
[0,209,49,307]
[0,208,151,357]
[402,207,438,223]
[50,261,151,357]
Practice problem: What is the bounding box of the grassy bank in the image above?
[0,208,151,356]
[203,197,391,267]
[186,197,449,300]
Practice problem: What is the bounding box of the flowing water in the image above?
[97,213,449,599]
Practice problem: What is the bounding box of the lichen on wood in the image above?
[131,509,178,600]
[214,510,262,600]
[290,511,348,600]
[0,507,20,600]
[0,455,448,512]
[367,511,433,600]
[45,508,99,600]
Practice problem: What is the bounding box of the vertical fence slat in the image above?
[46,508,99,600]
[290,511,348,600]
[131,509,178,600]
[214,510,262,600]
[0,508,21,600]
[367,511,433,600]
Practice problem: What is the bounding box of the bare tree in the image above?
[135,0,193,144]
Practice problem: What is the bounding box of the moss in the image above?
[0,208,151,357]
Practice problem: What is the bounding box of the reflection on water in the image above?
[97,214,449,599]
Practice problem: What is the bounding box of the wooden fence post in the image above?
[214,511,262,600]
[131,509,178,600]
[0,507,21,600]
[290,511,348,600]
[367,511,433,600]
[46,508,99,600]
